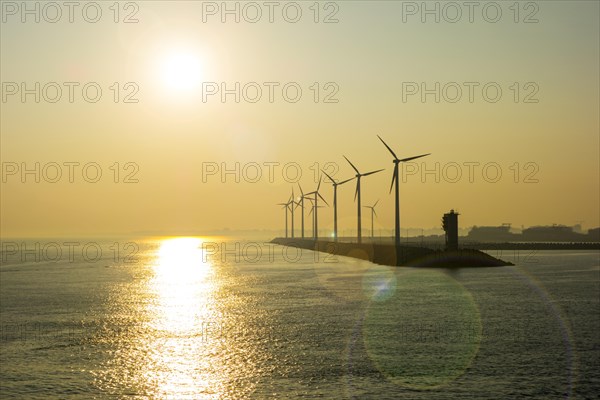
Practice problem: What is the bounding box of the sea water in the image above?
[1,238,598,399]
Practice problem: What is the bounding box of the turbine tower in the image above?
[289,189,297,238]
[322,170,354,242]
[377,135,430,257]
[308,202,326,238]
[304,196,315,237]
[278,191,298,239]
[277,200,289,238]
[363,199,379,239]
[305,177,328,240]
[298,183,306,238]
[343,156,384,244]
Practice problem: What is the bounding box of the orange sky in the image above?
[1,1,598,237]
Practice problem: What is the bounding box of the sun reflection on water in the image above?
[151,237,212,333]
[94,237,263,398]
[145,237,222,399]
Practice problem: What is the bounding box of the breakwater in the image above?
[270,238,513,268]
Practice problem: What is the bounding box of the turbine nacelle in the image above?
[322,170,354,187]
[378,135,431,194]
[343,155,384,202]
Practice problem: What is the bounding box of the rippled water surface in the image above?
[1,238,598,399]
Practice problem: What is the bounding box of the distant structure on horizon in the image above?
[442,210,459,250]
[467,224,600,242]
[588,227,600,241]
[467,224,514,242]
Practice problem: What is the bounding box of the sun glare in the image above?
[146,237,218,397]
[156,237,207,275]
[161,51,203,92]
[151,237,212,330]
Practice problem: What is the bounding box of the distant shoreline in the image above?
[454,242,600,250]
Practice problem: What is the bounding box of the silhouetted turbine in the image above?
[363,199,379,239]
[304,197,322,238]
[278,191,298,239]
[289,189,297,238]
[305,177,329,240]
[322,170,354,242]
[343,156,384,244]
[304,196,315,237]
[377,135,430,250]
[308,201,326,238]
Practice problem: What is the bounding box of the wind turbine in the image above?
[343,156,384,244]
[308,201,326,237]
[304,196,315,236]
[288,189,297,238]
[304,196,322,238]
[322,170,354,241]
[363,199,379,239]
[377,135,430,252]
[276,200,289,238]
[277,191,297,239]
[305,177,328,240]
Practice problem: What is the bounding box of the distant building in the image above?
[465,224,597,243]
[442,210,459,250]
[587,227,600,241]
[521,225,581,242]
[467,225,515,242]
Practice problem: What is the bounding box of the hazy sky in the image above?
[1,1,598,237]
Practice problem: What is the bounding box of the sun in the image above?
[161,51,203,92]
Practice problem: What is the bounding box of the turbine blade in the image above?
[316,176,322,191]
[321,170,336,184]
[389,164,398,193]
[338,176,355,185]
[399,153,431,163]
[318,192,329,206]
[363,168,384,177]
[297,182,304,195]
[377,135,398,159]
[374,199,379,208]
[354,182,359,202]
[343,155,360,174]
[373,209,378,217]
